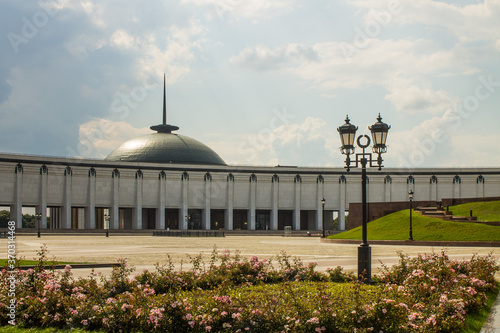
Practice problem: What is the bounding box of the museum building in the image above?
[1,85,499,232]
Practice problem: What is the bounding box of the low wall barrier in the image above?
[153,230,225,237]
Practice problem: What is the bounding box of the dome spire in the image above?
[163,73,166,125]
[150,73,179,133]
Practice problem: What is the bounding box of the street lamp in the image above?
[408,190,414,241]
[36,212,42,238]
[338,114,390,282]
[321,198,326,238]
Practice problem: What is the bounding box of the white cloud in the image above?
[115,21,207,82]
[350,0,500,43]
[385,85,460,114]
[231,39,474,114]
[386,115,453,169]
[210,117,342,167]
[65,34,107,59]
[111,30,135,49]
[229,43,318,71]
[182,0,297,21]
[495,39,500,52]
[75,119,150,159]
[443,134,500,167]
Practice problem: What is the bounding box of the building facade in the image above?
[1,153,499,231]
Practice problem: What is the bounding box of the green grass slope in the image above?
[328,209,500,242]
[448,201,500,222]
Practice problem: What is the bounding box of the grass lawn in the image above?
[449,201,500,222]
[462,284,500,333]
[0,259,77,267]
[328,209,500,241]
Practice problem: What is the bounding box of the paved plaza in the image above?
[5,235,499,279]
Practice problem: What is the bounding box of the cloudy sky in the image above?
[1,0,499,169]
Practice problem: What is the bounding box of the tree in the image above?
[23,214,35,228]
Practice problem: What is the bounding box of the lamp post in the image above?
[321,198,326,238]
[338,114,390,282]
[36,212,42,238]
[408,190,414,241]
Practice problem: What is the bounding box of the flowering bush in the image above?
[0,247,497,332]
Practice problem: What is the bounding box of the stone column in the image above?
[156,171,166,230]
[476,175,485,198]
[38,165,48,229]
[180,172,189,230]
[110,169,120,230]
[85,168,96,230]
[271,174,279,230]
[293,175,301,230]
[248,174,257,230]
[338,175,346,231]
[133,170,143,230]
[430,175,438,202]
[61,166,72,229]
[225,173,234,230]
[202,173,212,230]
[316,175,324,230]
[384,176,392,202]
[453,175,461,199]
[12,164,23,228]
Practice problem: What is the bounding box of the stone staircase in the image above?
[414,206,500,226]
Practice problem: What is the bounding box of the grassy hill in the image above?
[328,209,500,242]
[448,200,500,222]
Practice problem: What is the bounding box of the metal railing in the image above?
[153,230,225,237]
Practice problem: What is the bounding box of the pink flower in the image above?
[143,288,155,296]
[206,326,212,331]
[121,303,133,311]
[426,314,436,326]
[81,319,88,326]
